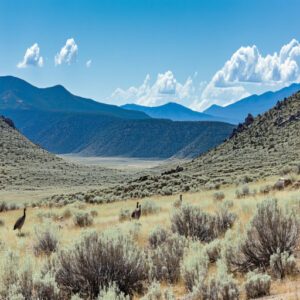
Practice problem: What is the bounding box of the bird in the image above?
[131,202,141,220]
[131,202,139,219]
[174,194,183,208]
[13,207,26,233]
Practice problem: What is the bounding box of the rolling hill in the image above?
[121,102,227,122]
[0,115,123,190]
[0,76,235,159]
[69,90,300,200]
[3,109,234,158]
[204,83,300,124]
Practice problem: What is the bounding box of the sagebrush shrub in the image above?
[213,191,225,202]
[97,282,129,300]
[181,245,209,291]
[215,202,236,235]
[18,258,34,300]
[148,226,168,249]
[204,239,222,263]
[171,203,235,242]
[56,230,148,298]
[142,200,161,215]
[171,204,215,242]
[236,185,250,198]
[0,251,19,299]
[33,272,61,300]
[0,252,35,300]
[148,233,187,283]
[244,271,271,299]
[185,260,239,300]
[226,199,300,272]
[73,212,93,227]
[33,224,59,256]
[141,281,175,300]
[270,250,297,279]
[0,201,8,212]
[7,284,24,300]
[0,219,4,226]
[119,208,131,222]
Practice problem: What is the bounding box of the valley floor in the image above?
[0,175,299,299]
[59,154,181,171]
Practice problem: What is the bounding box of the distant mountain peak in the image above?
[203,83,300,124]
[0,76,150,120]
[121,102,228,122]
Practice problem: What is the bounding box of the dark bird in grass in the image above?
[131,202,139,219]
[131,202,141,220]
[13,207,26,233]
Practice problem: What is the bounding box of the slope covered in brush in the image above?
[62,92,300,201]
[0,116,121,190]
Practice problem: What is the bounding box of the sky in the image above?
[1,0,300,111]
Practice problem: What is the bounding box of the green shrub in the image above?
[33,272,60,300]
[33,224,59,256]
[148,226,168,249]
[97,282,129,300]
[142,200,161,215]
[141,281,175,300]
[119,208,131,222]
[204,239,222,263]
[213,192,225,202]
[56,230,148,298]
[226,199,300,272]
[270,250,297,279]
[149,233,187,283]
[171,203,235,242]
[244,271,271,299]
[171,204,216,242]
[73,212,93,227]
[186,260,239,300]
[181,246,209,291]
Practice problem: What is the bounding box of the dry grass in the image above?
[0,175,299,299]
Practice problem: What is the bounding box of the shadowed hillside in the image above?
[0,76,235,159]
[58,91,300,201]
[0,116,123,190]
[0,76,149,119]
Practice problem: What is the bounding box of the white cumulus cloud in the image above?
[17,43,44,68]
[108,71,203,107]
[55,38,78,66]
[194,39,300,111]
[109,39,300,111]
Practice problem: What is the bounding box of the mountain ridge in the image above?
[0,76,235,159]
[204,83,300,123]
[76,90,300,199]
[122,102,228,122]
[0,76,150,119]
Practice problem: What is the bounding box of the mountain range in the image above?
[82,89,300,199]
[121,102,227,122]
[203,83,300,124]
[121,83,300,125]
[0,76,234,159]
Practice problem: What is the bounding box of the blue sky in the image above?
[1,0,300,110]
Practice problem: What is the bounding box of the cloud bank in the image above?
[17,43,43,68]
[108,71,204,107]
[55,38,78,65]
[109,39,300,111]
